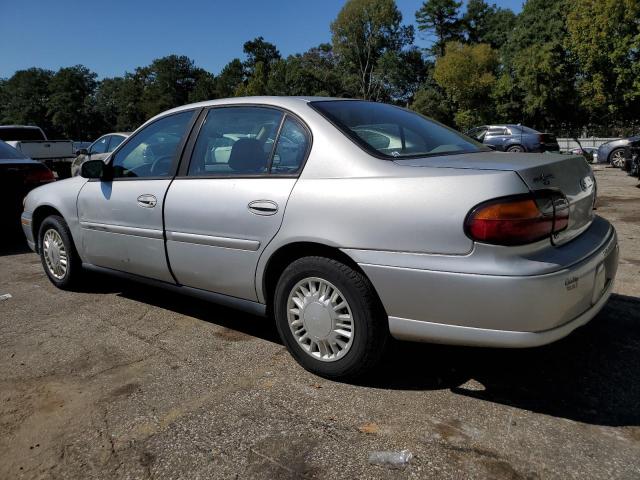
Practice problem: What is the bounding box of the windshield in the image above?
[0,127,45,141]
[310,100,485,158]
[0,141,27,159]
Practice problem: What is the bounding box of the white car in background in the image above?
[71,132,130,176]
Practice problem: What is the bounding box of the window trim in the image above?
[176,103,313,180]
[97,108,201,182]
[309,99,490,160]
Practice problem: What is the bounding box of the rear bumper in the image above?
[359,224,619,348]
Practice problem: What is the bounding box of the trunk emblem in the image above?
[533,173,554,185]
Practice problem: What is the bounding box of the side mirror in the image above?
[76,148,89,156]
[81,159,107,179]
[485,144,497,151]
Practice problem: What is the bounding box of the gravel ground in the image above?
[1,167,639,479]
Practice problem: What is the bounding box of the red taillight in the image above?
[465,193,569,246]
[25,168,55,184]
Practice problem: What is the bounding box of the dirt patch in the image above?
[109,382,140,399]
[214,327,253,342]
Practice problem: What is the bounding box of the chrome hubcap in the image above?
[42,229,67,280]
[287,277,354,362]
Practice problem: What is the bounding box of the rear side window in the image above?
[188,107,284,176]
[271,117,309,174]
[0,127,45,141]
[0,141,26,159]
[311,100,484,159]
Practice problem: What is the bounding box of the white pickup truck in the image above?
[0,125,76,178]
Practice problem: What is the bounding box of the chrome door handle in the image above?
[137,194,157,208]
[248,200,278,216]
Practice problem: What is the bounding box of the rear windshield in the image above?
[310,100,485,158]
[0,127,45,141]
[0,141,27,159]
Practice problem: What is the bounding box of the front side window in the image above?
[90,136,109,154]
[188,107,283,176]
[111,111,194,178]
[311,100,486,158]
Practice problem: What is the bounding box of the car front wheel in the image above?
[38,215,82,289]
[610,148,626,168]
[274,256,388,380]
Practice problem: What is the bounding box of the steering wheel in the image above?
[150,156,173,176]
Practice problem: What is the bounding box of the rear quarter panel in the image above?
[256,164,529,302]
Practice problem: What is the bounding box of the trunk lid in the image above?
[395,152,596,245]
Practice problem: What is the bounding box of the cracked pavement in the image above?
[1,167,639,479]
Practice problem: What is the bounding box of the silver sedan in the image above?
[21,97,619,380]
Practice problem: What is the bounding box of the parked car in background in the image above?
[597,135,640,167]
[0,125,76,178]
[466,124,560,153]
[0,140,54,236]
[73,141,92,155]
[71,132,130,176]
[21,97,617,380]
[569,146,599,163]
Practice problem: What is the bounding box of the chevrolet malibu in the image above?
[21,97,619,380]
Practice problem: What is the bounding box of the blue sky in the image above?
[0,0,523,79]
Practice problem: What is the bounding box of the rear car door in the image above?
[77,110,197,281]
[164,105,311,300]
[484,127,510,150]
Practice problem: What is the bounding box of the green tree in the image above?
[331,0,413,100]
[48,65,98,139]
[137,55,202,118]
[496,0,580,130]
[415,0,463,57]
[269,44,346,97]
[433,41,498,129]
[463,0,516,49]
[215,59,244,98]
[566,0,640,130]
[0,68,54,134]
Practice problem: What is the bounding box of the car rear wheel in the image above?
[506,145,524,153]
[39,215,82,289]
[273,256,388,380]
[610,148,626,168]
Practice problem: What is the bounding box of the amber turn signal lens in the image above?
[465,194,568,246]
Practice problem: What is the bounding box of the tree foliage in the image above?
[434,42,498,129]
[416,0,463,57]
[0,0,637,139]
[331,0,414,99]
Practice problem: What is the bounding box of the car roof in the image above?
[154,96,342,117]
[0,125,42,129]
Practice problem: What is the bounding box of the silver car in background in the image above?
[71,132,130,176]
[21,97,618,380]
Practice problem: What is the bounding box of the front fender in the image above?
[24,176,88,258]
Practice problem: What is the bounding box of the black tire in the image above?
[38,215,82,289]
[273,256,388,380]
[506,145,524,153]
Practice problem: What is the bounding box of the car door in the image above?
[77,110,197,282]
[164,105,311,301]
[484,127,509,150]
